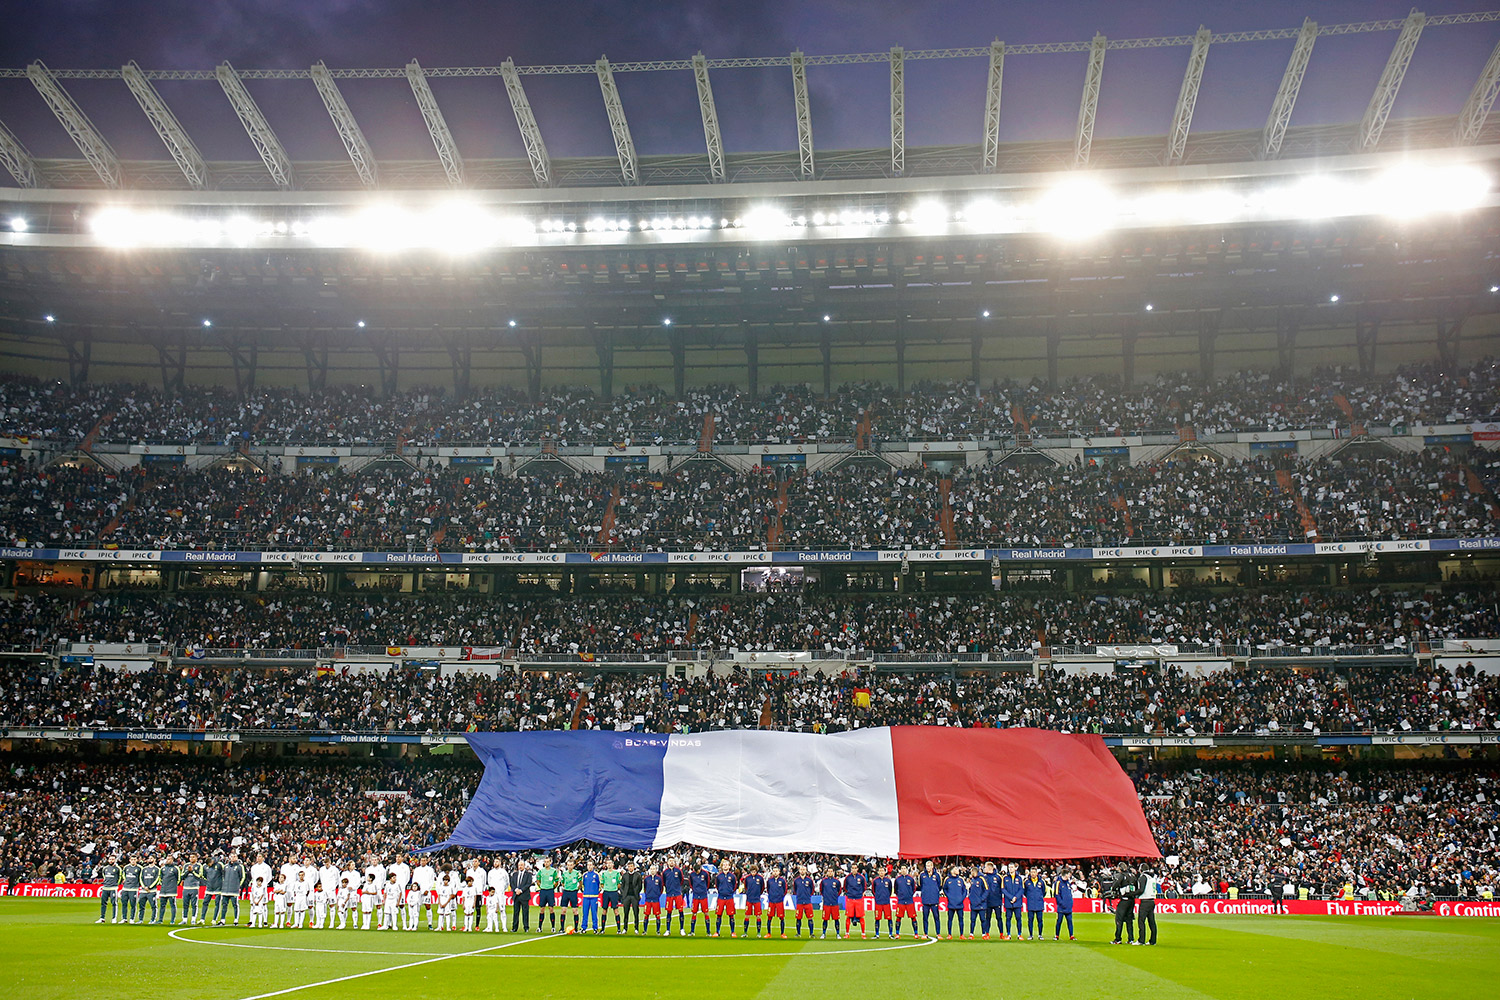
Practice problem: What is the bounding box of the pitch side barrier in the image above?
[2,537,1497,567]
[3,727,1495,748]
[4,882,1497,917]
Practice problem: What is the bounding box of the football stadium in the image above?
[1,2,1499,998]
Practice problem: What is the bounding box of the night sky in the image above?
[0,1,1497,169]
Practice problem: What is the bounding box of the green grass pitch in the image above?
[1,899,1497,1000]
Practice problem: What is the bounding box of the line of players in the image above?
[98,848,1084,942]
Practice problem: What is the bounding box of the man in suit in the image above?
[621,860,645,934]
[511,860,534,932]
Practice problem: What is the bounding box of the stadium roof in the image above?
[0,10,1497,193]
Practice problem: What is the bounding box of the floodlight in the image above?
[9,217,27,233]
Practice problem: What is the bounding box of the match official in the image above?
[1136,867,1159,946]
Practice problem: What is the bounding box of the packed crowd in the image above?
[3,448,1496,552]
[2,585,1495,653]
[2,757,1494,909]
[3,361,1495,448]
[1,653,1496,736]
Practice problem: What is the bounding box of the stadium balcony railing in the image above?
[51,642,1436,666]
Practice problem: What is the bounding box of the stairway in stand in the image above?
[1275,468,1320,541]
[938,477,957,547]
[766,479,790,550]
[596,485,622,545]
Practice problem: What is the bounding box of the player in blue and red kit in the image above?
[893,867,918,939]
[842,868,868,939]
[793,867,816,938]
[818,872,843,939]
[661,861,686,935]
[741,867,766,937]
[687,868,711,936]
[919,862,942,938]
[943,867,967,940]
[714,866,739,937]
[766,868,789,938]
[871,870,892,938]
[967,869,989,940]
[580,864,602,934]
[643,868,665,936]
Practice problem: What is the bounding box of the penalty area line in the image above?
[218,933,550,1000]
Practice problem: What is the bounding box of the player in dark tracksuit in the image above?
[942,869,967,939]
[203,855,223,924]
[1054,872,1076,940]
[1002,867,1025,939]
[919,865,942,938]
[180,855,205,925]
[96,856,122,923]
[138,858,160,924]
[120,856,141,923]
[983,863,1005,938]
[968,870,989,938]
[1024,870,1047,939]
[155,857,181,925]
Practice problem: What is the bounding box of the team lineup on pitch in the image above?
[91,850,1126,943]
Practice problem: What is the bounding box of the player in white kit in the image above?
[436,872,458,932]
[335,877,357,929]
[316,858,341,929]
[412,860,437,930]
[404,878,424,931]
[272,875,290,927]
[485,860,510,933]
[248,878,270,928]
[290,871,313,928]
[359,873,379,930]
[381,874,402,931]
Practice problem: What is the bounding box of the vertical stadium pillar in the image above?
[670,332,686,398]
[593,327,615,400]
[820,330,832,397]
[744,329,760,399]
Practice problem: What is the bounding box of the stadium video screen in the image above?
[740,566,805,592]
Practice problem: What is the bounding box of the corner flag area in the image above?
[2,898,1497,1000]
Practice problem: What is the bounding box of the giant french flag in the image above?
[430,727,1159,859]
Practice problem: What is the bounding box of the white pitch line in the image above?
[223,934,550,1000]
[167,926,937,962]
